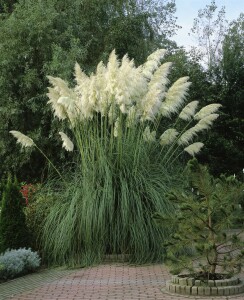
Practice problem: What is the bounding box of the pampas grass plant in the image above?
[10,49,220,266]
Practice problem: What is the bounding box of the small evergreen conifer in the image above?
[155,159,244,279]
[0,175,30,253]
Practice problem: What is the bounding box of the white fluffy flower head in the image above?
[194,104,222,120]
[143,126,156,142]
[160,77,191,118]
[59,132,74,152]
[160,128,178,146]
[184,142,204,157]
[179,101,199,121]
[10,131,35,148]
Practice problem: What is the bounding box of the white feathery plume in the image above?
[10,131,35,148]
[107,49,119,71]
[96,60,107,76]
[179,113,219,146]
[141,59,159,79]
[57,96,79,125]
[195,113,219,131]
[101,52,146,115]
[74,62,89,86]
[74,63,92,117]
[148,62,172,89]
[47,76,77,121]
[178,113,220,146]
[140,62,172,121]
[59,132,74,152]
[194,104,222,120]
[160,77,191,118]
[87,75,98,116]
[47,87,67,120]
[57,96,72,107]
[57,96,77,114]
[105,50,119,97]
[143,126,156,142]
[94,61,107,112]
[159,129,179,146]
[147,49,167,62]
[184,142,204,157]
[140,87,163,121]
[177,126,198,146]
[179,101,199,121]
[115,54,145,113]
[142,49,167,79]
[76,74,98,120]
[47,76,73,97]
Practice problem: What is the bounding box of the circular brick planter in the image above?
[166,275,244,296]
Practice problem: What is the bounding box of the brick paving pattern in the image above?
[0,268,73,300]
[1,264,244,300]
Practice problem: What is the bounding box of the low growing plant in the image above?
[0,248,41,280]
[155,159,244,280]
[10,49,221,266]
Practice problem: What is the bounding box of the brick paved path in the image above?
[1,264,244,300]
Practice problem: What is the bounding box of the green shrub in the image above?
[25,189,57,251]
[0,248,41,280]
[0,175,31,253]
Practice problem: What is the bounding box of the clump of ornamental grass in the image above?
[10,49,221,266]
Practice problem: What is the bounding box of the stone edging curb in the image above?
[166,275,244,296]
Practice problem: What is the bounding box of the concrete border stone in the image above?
[166,275,244,296]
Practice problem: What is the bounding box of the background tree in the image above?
[197,14,244,175]
[186,1,243,176]
[0,0,87,181]
[189,0,227,72]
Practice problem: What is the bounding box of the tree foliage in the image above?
[189,0,227,70]
[186,1,243,175]
[198,14,244,175]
